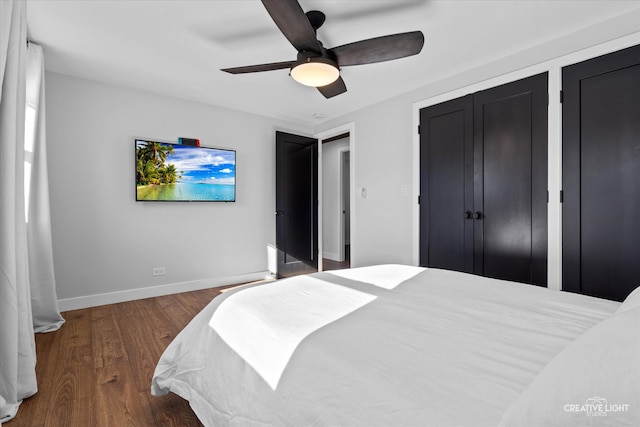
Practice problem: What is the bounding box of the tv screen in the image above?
[135,139,236,202]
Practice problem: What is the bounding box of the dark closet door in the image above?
[419,73,547,286]
[473,73,548,285]
[275,131,318,278]
[419,95,474,272]
[563,44,640,301]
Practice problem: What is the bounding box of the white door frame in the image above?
[338,147,350,262]
[315,122,355,271]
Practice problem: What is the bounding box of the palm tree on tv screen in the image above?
[136,142,178,186]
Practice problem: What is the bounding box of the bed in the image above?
[151,265,639,426]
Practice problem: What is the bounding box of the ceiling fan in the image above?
[221,0,425,99]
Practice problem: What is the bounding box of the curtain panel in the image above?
[0,0,35,421]
[1,0,64,423]
[25,43,65,333]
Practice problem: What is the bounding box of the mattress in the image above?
[151,265,638,427]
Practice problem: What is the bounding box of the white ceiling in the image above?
[26,0,640,126]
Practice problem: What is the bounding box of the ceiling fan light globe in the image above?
[290,59,340,87]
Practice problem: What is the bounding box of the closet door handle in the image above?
[464,211,473,219]
[472,212,482,219]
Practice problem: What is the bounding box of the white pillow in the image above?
[616,286,640,315]
[498,308,640,427]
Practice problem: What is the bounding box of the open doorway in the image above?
[322,134,351,271]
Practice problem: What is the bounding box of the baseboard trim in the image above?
[57,271,271,312]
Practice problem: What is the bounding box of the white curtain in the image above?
[1,0,64,423]
[25,43,64,334]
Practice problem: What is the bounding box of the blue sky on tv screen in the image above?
[139,141,235,186]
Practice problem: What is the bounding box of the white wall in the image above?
[322,137,349,261]
[326,96,417,268]
[46,72,311,310]
[314,12,640,289]
[46,10,640,309]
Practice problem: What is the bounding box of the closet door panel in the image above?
[419,96,473,271]
[478,93,533,283]
[563,44,640,301]
[581,66,640,300]
[473,73,548,285]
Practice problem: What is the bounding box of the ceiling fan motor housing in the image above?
[295,49,336,65]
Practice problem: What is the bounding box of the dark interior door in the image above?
[474,73,548,286]
[419,95,474,272]
[419,73,547,286]
[563,44,640,301]
[275,131,318,278]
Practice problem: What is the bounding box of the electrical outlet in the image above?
[152,267,166,276]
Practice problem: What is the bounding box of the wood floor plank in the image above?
[141,390,204,426]
[116,307,163,394]
[134,297,181,351]
[172,288,220,317]
[94,361,153,426]
[91,304,129,369]
[155,293,200,331]
[11,325,63,427]
[113,299,142,319]
[41,309,95,426]
[8,284,228,426]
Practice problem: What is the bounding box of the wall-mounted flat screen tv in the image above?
[135,139,236,202]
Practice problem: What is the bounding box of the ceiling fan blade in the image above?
[317,76,347,99]
[221,61,295,74]
[261,0,321,53]
[331,31,424,66]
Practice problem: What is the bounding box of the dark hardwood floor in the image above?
[322,244,350,271]
[7,285,241,427]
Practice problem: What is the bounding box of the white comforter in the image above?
[151,265,619,427]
